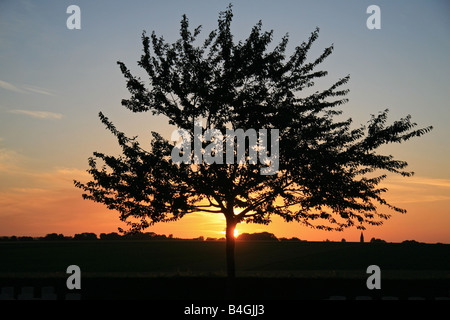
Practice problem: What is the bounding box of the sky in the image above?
[0,0,449,243]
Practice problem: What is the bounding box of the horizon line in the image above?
[1,232,448,245]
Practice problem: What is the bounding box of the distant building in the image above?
[360,231,364,243]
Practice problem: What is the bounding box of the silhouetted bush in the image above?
[74,232,98,240]
[370,237,386,243]
[42,233,67,241]
[279,237,306,242]
[100,232,122,240]
[402,240,421,245]
[0,236,35,241]
[18,236,34,241]
[0,236,17,241]
[122,232,169,240]
[237,232,278,241]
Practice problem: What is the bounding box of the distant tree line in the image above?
[0,232,424,244]
[0,232,176,241]
[0,231,299,242]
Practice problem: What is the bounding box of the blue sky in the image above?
[0,0,449,241]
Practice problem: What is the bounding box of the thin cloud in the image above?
[405,177,450,189]
[9,109,63,119]
[386,176,450,189]
[0,80,55,96]
[0,80,27,94]
[0,147,22,172]
[23,85,55,96]
[383,176,450,204]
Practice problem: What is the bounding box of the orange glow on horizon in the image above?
[0,165,449,244]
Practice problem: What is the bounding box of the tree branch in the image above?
[194,207,223,213]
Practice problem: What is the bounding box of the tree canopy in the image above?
[74,5,432,277]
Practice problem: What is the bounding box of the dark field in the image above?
[1,240,449,300]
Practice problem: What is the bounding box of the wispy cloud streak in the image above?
[0,80,27,93]
[0,80,54,96]
[23,85,55,96]
[9,109,63,119]
[383,176,450,204]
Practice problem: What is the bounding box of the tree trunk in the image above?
[225,217,237,278]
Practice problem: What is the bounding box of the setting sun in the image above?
[234,229,239,238]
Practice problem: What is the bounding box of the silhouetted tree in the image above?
[74,5,432,278]
[100,232,122,240]
[402,240,420,245]
[42,233,66,241]
[370,237,386,243]
[74,232,98,240]
[237,232,278,241]
[279,237,304,242]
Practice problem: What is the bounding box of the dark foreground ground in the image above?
[1,275,449,301]
[1,240,449,300]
